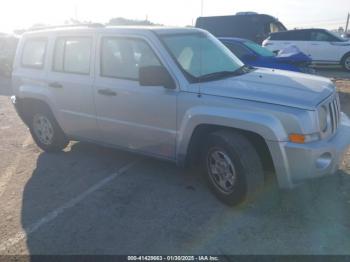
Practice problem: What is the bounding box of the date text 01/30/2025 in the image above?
[127,256,219,261]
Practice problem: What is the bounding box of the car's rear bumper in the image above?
[269,112,350,189]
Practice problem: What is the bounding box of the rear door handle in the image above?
[98,89,117,96]
[49,82,63,88]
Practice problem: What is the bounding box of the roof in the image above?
[197,13,276,19]
[22,25,203,37]
[270,28,324,35]
[218,37,247,42]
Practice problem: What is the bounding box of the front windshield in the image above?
[161,32,244,82]
[243,41,275,57]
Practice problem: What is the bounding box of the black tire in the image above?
[28,103,69,152]
[341,53,350,72]
[202,130,264,206]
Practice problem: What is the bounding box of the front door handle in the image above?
[98,89,117,96]
[49,82,63,88]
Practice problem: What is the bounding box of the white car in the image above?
[262,28,350,71]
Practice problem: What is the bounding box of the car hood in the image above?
[191,68,335,110]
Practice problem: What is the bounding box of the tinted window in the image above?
[222,42,251,59]
[270,30,309,41]
[101,38,161,80]
[53,37,91,74]
[310,31,338,41]
[21,38,46,68]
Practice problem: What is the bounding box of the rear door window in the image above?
[310,31,338,41]
[21,38,47,69]
[53,37,92,74]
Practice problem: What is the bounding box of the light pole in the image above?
[345,12,350,33]
[201,0,204,16]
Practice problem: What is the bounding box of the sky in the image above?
[0,0,349,33]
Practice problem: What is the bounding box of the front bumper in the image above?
[270,112,350,188]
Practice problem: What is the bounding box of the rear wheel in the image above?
[28,105,69,152]
[202,130,264,206]
[341,53,350,71]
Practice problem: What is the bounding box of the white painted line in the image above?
[0,159,139,252]
[0,136,32,198]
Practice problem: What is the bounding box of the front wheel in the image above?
[341,53,350,72]
[29,106,69,152]
[202,130,264,206]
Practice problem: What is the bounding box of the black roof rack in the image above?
[27,23,105,32]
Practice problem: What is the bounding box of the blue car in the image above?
[219,37,313,73]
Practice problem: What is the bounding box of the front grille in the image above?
[327,94,341,134]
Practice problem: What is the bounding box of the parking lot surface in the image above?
[0,72,350,255]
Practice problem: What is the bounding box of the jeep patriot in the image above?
[11,25,350,205]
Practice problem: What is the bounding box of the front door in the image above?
[93,36,177,159]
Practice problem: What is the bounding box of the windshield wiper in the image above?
[199,71,237,81]
[199,65,254,82]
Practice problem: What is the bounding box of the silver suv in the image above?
[11,25,350,205]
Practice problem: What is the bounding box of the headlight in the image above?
[319,105,330,133]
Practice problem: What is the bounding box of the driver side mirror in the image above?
[139,66,176,89]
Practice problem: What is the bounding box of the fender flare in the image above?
[16,84,62,126]
[176,106,287,164]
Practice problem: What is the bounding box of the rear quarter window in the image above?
[21,38,47,69]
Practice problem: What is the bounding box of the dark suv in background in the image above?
[196,12,287,44]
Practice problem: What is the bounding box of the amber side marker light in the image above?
[289,134,305,144]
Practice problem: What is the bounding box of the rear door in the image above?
[46,33,98,140]
[307,30,343,63]
[13,36,48,96]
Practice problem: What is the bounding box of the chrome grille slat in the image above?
[335,96,340,128]
[325,94,341,135]
[329,103,335,133]
[333,101,337,129]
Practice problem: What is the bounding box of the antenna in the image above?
[74,5,78,20]
[198,33,203,98]
[201,0,204,16]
